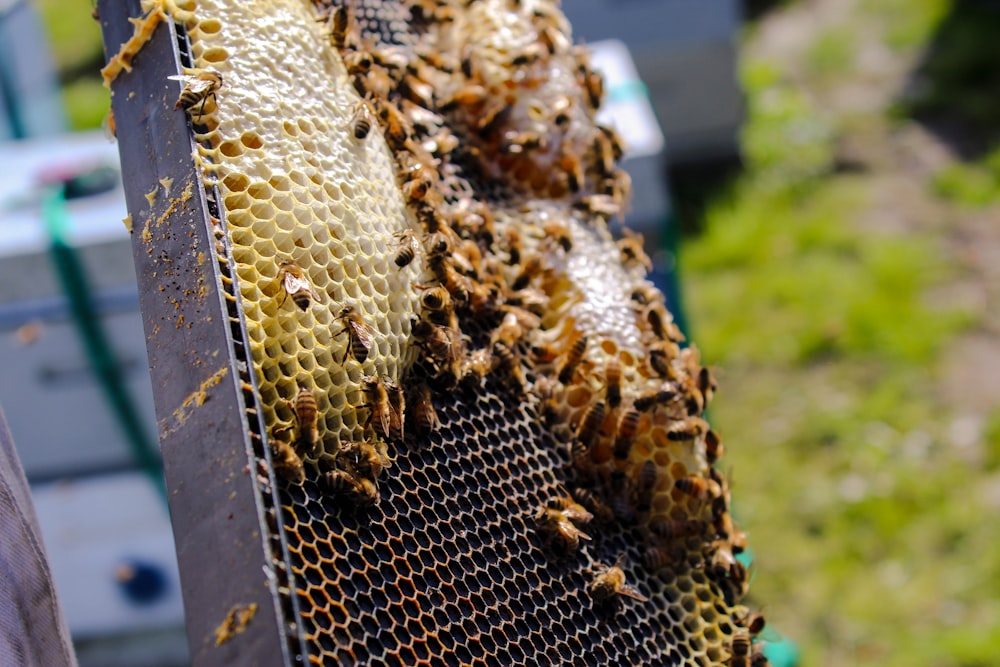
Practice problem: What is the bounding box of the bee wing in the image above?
[167,74,194,83]
[282,272,311,295]
[377,405,391,439]
[618,585,648,603]
[185,77,217,94]
[349,319,377,350]
[562,520,591,541]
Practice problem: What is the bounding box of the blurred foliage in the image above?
[61,79,111,133]
[34,0,108,131]
[35,0,104,74]
[804,27,857,80]
[898,1,1000,203]
[678,1,995,665]
[864,0,950,51]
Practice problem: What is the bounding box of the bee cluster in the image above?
[108,0,768,662]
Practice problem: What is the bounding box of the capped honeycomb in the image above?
[108,0,768,664]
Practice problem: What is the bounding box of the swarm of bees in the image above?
[148,0,767,657]
[307,2,760,626]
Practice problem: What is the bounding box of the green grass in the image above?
[678,3,996,664]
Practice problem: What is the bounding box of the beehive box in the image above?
[100,0,767,664]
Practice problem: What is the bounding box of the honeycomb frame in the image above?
[100,0,767,665]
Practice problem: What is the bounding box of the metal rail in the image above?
[97,3,291,664]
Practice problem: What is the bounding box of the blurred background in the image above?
[2,0,999,665]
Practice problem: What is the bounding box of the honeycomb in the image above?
[108,0,768,664]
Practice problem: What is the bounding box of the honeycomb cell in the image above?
[240,131,264,150]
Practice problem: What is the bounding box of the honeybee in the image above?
[531,343,560,364]
[607,167,633,212]
[618,229,652,273]
[427,252,471,305]
[608,470,634,522]
[613,409,640,460]
[360,375,401,441]
[350,96,375,140]
[394,229,420,267]
[341,439,392,479]
[598,124,626,160]
[574,194,619,218]
[558,145,584,192]
[589,558,647,605]
[541,221,573,252]
[420,285,453,312]
[511,255,544,291]
[539,25,570,56]
[558,335,588,384]
[646,304,684,343]
[324,5,350,50]
[270,439,305,484]
[705,429,725,464]
[751,654,771,667]
[459,346,497,389]
[491,311,526,348]
[570,488,613,523]
[384,377,406,441]
[698,366,718,406]
[343,47,374,74]
[409,381,439,437]
[633,387,677,412]
[731,526,749,555]
[501,131,547,155]
[576,400,606,451]
[291,387,320,456]
[570,438,591,471]
[334,305,376,364]
[592,130,616,178]
[275,260,320,311]
[603,360,622,408]
[503,228,523,266]
[713,495,735,540]
[398,74,434,109]
[649,517,703,542]
[491,341,526,392]
[675,475,722,501]
[323,469,379,507]
[441,84,487,111]
[635,460,658,512]
[729,630,751,667]
[508,43,547,67]
[402,169,434,203]
[579,63,604,111]
[641,545,681,571]
[536,506,591,555]
[169,69,223,118]
[630,284,662,307]
[376,98,412,148]
[736,611,767,637]
[648,340,679,378]
[667,416,708,441]
[411,318,463,377]
[476,103,511,138]
[551,496,593,525]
